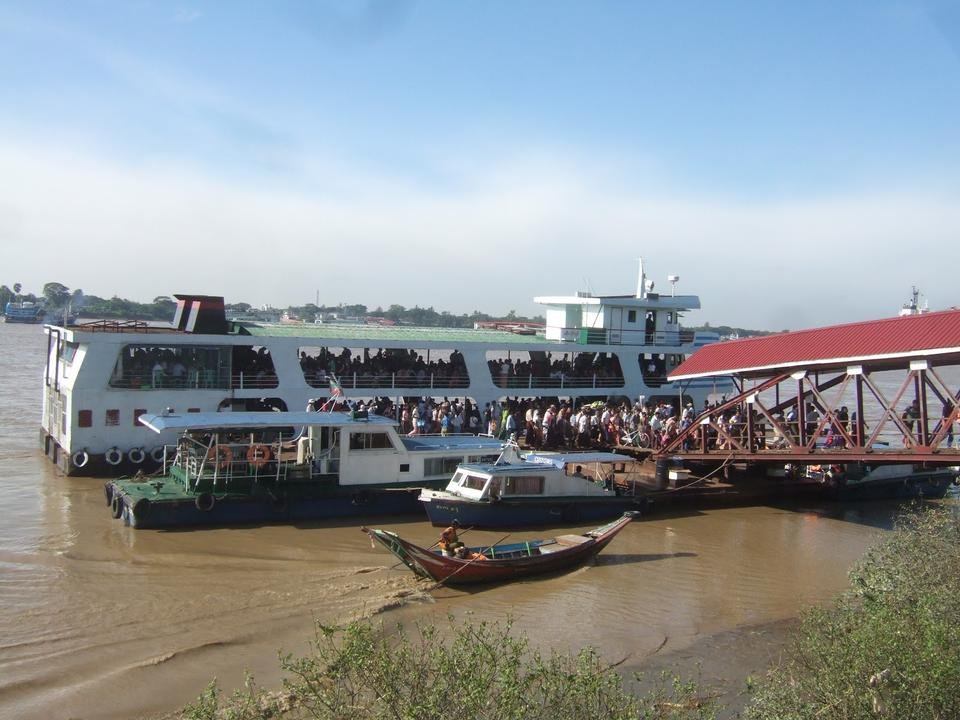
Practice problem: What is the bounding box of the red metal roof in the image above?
[671,308,960,380]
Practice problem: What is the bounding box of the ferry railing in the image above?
[110,372,229,390]
[304,371,470,390]
[230,372,279,389]
[73,319,167,333]
[565,328,696,346]
[179,437,289,491]
[108,370,279,390]
[490,373,626,389]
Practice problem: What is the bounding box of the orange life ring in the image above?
[206,445,233,469]
[247,443,272,469]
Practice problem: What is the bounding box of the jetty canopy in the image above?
[670,308,960,381]
[138,411,398,433]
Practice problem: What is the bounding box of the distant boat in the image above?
[898,286,929,317]
[3,301,45,324]
[362,511,637,585]
[804,462,957,501]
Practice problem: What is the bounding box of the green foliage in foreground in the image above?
[182,617,716,720]
[746,504,960,720]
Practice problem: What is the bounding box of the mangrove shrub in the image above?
[746,503,960,720]
[182,616,716,720]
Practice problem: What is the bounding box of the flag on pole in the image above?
[320,375,344,412]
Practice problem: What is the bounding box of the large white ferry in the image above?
[40,260,731,475]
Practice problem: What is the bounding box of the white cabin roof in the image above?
[138,411,396,433]
[534,294,701,311]
[523,451,631,468]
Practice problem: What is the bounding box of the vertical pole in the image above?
[45,330,53,387]
[918,370,929,446]
[797,378,806,446]
[855,374,865,450]
[746,400,755,451]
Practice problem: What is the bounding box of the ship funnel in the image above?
[172,294,228,334]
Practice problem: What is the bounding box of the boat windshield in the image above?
[462,474,487,491]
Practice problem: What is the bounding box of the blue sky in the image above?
[1,1,958,329]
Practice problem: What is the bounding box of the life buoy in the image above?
[205,445,233,470]
[105,447,123,466]
[128,447,145,464]
[150,446,166,464]
[111,493,124,519]
[72,450,90,469]
[246,444,271,469]
[195,492,215,512]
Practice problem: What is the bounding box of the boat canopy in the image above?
[138,410,397,433]
[401,436,504,451]
[523,451,630,469]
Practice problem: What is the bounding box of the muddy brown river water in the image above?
[0,322,932,719]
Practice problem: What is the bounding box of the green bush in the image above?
[746,503,960,720]
[182,617,717,720]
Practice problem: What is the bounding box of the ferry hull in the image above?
[41,431,164,477]
[106,483,425,529]
[419,495,645,528]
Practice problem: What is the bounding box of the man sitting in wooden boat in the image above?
[438,520,464,556]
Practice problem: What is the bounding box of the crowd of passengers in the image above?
[487,353,623,388]
[300,348,469,389]
[326,394,956,453]
[113,346,277,389]
[298,348,628,390]
[327,395,695,451]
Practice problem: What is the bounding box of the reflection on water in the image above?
[0,322,943,720]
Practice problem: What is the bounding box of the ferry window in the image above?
[451,470,467,485]
[78,409,92,428]
[231,346,278,389]
[667,312,675,324]
[627,310,637,323]
[110,344,232,390]
[62,341,79,364]
[133,409,146,427]
[424,456,463,476]
[298,346,469,390]
[463,474,488,491]
[503,475,545,495]
[487,350,624,389]
[399,463,410,473]
[349,432,395,450]
[105,409,119,426]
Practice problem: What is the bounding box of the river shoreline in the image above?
[141,612,798,720]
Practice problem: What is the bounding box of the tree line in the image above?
[5,282,773,334]
[2,282,544,327]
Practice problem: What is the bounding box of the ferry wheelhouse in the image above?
[40,262,731,475]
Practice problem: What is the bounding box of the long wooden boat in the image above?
[362,511,637,585]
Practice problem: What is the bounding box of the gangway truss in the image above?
[660,309,960,465]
